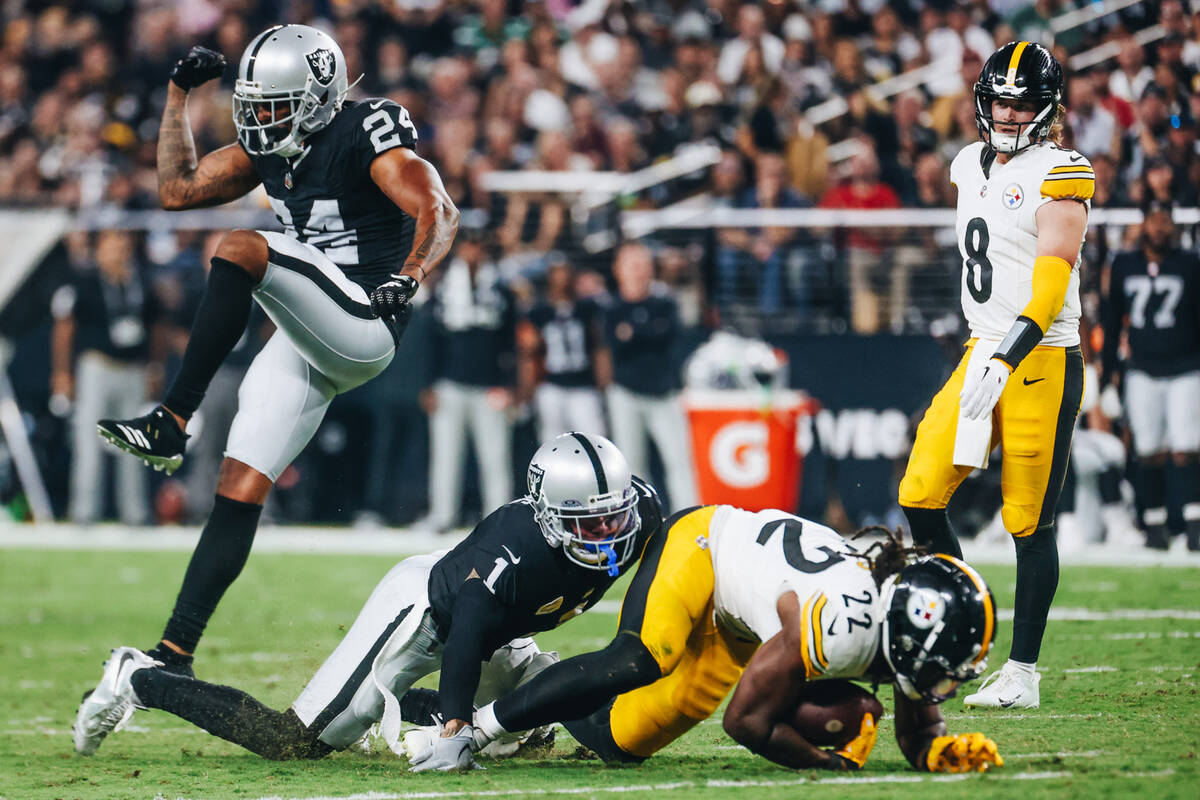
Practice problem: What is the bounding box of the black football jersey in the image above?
[1103,249,1200,377]
[426,476,663,653]
[245,98,418,290]
[526,298,601,388]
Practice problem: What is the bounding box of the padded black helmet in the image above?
[974,41,1063,154]
[880,554,996,703]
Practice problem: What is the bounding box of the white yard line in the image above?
[945,712,1105,721]
[227,769,1175,800]
[4,523,1198,568]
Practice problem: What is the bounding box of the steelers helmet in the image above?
[974,41,1063,155]
[234,24,352,157]
[527,433,641,576]
[879,555,996,703]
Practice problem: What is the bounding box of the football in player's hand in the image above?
[788,680,883,748]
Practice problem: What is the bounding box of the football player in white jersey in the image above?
[898,42,1092,709]
[466,506,1002,774]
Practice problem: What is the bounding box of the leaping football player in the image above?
[897,41,1091,709]
[74,434,664,766]
[90,26,458,676]
[456,508,1002,774]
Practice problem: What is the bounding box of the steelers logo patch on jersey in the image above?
[1002,184,1024,209]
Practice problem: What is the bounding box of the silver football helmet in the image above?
[527,433,641,575]
[233,24,352,157]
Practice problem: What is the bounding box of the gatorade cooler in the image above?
[683,389,818,512]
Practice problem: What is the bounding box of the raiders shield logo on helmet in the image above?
[305,48,336,86]
[528,463,545,498]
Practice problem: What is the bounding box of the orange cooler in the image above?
[683,389,818,512]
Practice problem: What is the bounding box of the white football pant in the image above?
[224,232,396,481]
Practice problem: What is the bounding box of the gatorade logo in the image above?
[709,421,769,488]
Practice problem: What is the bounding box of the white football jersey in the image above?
[950,141,1093,347]
[707,506,880,681]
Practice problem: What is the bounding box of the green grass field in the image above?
[1,542,1198,800]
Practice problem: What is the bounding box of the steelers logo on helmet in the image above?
[906,587,945,630]
[974,41,1063,155]
[880,555,997,704]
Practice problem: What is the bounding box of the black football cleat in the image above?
[97,406,189,475]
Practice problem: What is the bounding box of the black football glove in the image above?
[370,274,420,320]
[170,46,227,90]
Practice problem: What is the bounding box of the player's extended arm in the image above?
[157,84,260,210]
[960,199,1089,419]
[369,148,460,284]
[893,686,1002,772]
[723,592,853,770]
[438,577,512,735]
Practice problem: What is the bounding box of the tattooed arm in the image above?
[158,83,260,210]
[369,147,460,282]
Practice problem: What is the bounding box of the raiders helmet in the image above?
[234,24,352,157]
[527,433,641,576]
[880,555,996,703]
[974,41,1063,155]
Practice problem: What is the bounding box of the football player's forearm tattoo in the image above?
[157,91,200,206]
[401,204,457,280]
[157,89,255,209]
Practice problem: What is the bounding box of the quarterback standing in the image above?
[898,42,1090,709]
[91,26,458,675]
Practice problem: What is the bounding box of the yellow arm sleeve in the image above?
[1020,255,1072,333]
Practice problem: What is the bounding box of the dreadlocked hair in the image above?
[850,525,925,588]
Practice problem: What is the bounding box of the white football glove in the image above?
[959,358,1010,420]
[408,725,479,772]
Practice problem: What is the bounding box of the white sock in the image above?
[471,702,508,750]
[1006,659,1037,676]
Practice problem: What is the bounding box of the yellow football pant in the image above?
[899,342,1084,536]
[607,506,759,759]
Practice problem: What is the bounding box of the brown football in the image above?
[788,680,884,748]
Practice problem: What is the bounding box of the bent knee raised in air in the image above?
[214,229,269,281]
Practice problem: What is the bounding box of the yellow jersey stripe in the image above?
[798,595,817,678]
[1048,165,1094,174]
[1005,42,1030,86]
[1041,177,1096,200]
[810,593,829,671]
[933,554,995,664]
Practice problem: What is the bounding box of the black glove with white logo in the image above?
[170,46,227,91]
[370,274,420,340]
[370,274,419,319]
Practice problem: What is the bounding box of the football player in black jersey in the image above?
[519,256,607,442]
[88,26,459,676]
[74,434,664,765]
[1101,200,1200,550]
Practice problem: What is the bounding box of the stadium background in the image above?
[0,0,1188,538]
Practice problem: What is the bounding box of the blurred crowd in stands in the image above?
[0,1,1196,542]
